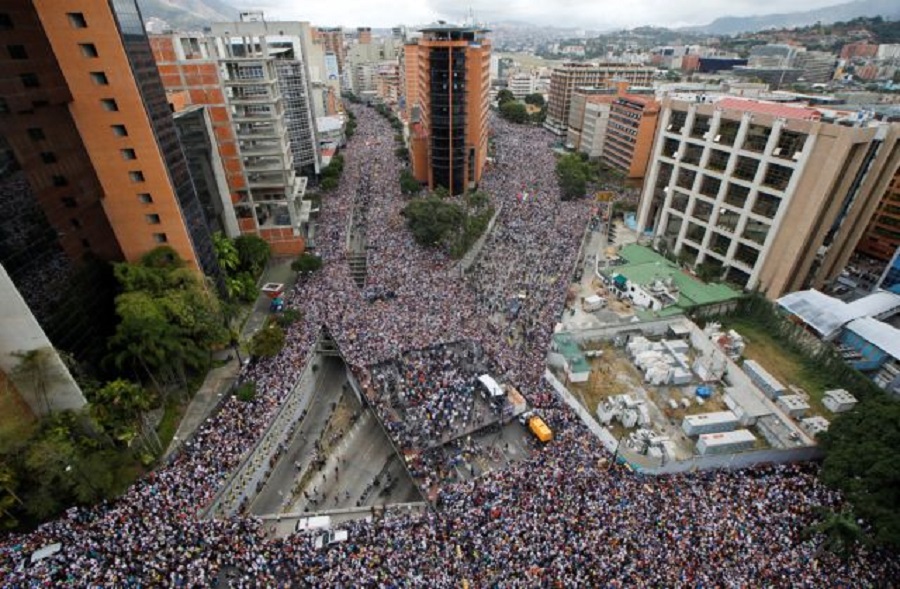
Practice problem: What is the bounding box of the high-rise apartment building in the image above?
[602,93,660,180]
[207,15,319,255]
[637,97,900,298]
[857,166,900,261]
[150,33,245,236]
[566,90,615,157]
[405,24,491,195]
[545,63,656,135]
[1,0,219,278]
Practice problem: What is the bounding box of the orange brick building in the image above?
[857,167,900,261]
[601,88,661,181]
[405,25,491,195]
[150,33,306,255]
[1,0,219,277]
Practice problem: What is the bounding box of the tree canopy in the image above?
[819,395,900,549]
[107,247,227,388]
[401,196,466,247]
[291,253,323,274]
[556,153,591,201]
[249,323,286,358]
[499,101,530,125]
[400,169,421,195]
[496,89,515,105]
[524,93,545,107]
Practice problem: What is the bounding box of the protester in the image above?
[1,106,896,586]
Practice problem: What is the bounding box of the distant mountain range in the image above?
[688,0,900,35]
[137,0,236,31]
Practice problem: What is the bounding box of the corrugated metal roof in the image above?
[778,289,900,339]
[845,317,900,361]
[777,289,854,338]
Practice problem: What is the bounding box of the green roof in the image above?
[609,245,742,314]
[553,333,590,373]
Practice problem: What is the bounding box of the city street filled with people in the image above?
[1,104,898,587]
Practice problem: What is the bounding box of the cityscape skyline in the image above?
[244,0,860,30]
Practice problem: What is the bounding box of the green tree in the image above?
[234,235,271,277]
[400,169,422,195]
[321,176,339,192]
[235,381,257,402]
[524,93,545,107]
[89,379,161,455]
[808,508,866,559]
[226,272,258,302]
[556,153,589,201]
[401,197,465,247]
[496,89,515,105]
[291,253,323,274]
[212,232,240,274]
[107,247,227,390]
[819,395,900,549]
[499,101,530,124]
[249,323,286,358]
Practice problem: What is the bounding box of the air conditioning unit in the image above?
[667,124,673,131]
[703,132,711,140]
[672,152,679,158]
[792,152,801,161]
[714,134,721,142]
[773,148,782,156]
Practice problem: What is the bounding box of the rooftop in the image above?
[777,289,900,339]
[845,317,900,361]
[610,245,742,317]
[715,97,822,121]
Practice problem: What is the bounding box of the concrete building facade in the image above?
[405,25,491,195]
[566,90,615,157]
[637,97,900,298]
[545,62,656,135]
[208,15,319,255]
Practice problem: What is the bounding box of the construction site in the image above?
[551,318,848,469]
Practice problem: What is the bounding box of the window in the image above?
[78,43,98,58]
[90,71,109,85]
[70,218,82,229]
[52,175,68,187]
[7,45,27,60]
[128,171,145,183]
[120,148,137,160]
[111,124,128,137]
[0,98,8,114]
[137,193,153,204]
[0,14,12,30]
[762,163,793,191]
[733,156,760,182]
[62,197,78,208]
[67,13,87,28]
[153,233,168,243]
[27,127,45,141]
[40,152,57,164]
[20,73,39,88]
[145,214,161,224]
[100,98,119,112]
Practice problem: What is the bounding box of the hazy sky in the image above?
[239,0,847,29]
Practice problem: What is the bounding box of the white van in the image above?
[477,374,505,404]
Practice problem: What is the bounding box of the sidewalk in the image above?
[163,258,298,459]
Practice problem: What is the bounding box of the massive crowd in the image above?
[1,104,898,586]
